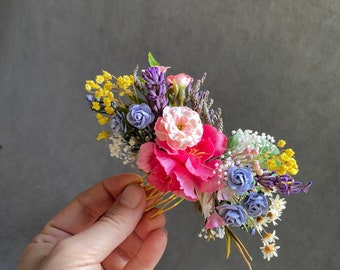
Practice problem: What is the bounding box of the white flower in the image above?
[255,215,269,232]
[260,243,280,261]
[109,134,136,164]
[262,230,279,245]
[230,129,276,155]
[198,226,225,240]
[266,210,282,226]
[270,195,287,212]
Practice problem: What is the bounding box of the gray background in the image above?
[1,0,339,269]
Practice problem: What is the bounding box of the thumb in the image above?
[49,184,146,265]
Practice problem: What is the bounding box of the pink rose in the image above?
[154,106,203,150]
[167,73,193,90]
[137,124,228,201]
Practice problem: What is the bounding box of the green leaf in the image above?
[227,135,239,149]
[148,52,160,66]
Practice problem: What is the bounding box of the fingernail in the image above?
[119,184,144,209]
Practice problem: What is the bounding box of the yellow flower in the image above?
[279,153,289,162]
[267,158,278,171]
[103,81,114,91]
[116,75,134,89]
[91,102,100,111]
[103,97,112,107]
[288,167,299,175]
[85,83,92,92]
[102,70,112,81]
[95,90,103,100]
[86,80,100,89]
[277,140,286,148]
[96,131,110,141]
[276,167,287,175]
[96,113,109,125]
[96,75,105,84]
[105,106,115,115]
[287,158,297,168]
[107,91,114,100]
[284,148,295,157]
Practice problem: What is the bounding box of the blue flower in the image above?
[110,112,125,134]
[217,204,247,227]
[226,166,255,195]
[127,103,155,129]
[242,192,268,217]
[86,94,94,102]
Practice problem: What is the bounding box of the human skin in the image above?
[17,173,167,270]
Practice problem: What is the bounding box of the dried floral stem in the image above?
[226,227,253,270]
[225,227,231,259]
[144,183,184,218]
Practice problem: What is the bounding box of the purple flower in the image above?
[217,204,247,227]
[127,103,154,129]
[142,67,168,115]
[226,166,255,195]
[110,112,125,134]
[256,170,312,195]
[242,192,268,217]
[276,175,312,195]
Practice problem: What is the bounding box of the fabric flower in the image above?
[126,103,154,129]
[142,67,169,115]
[137,124,227,200]
[110,112,125,134]
[154,106,203,150]
[217,204,247,227]
[242,192,268,217]
[226,166,255,195]
[167,73,193,90]
[205,213,226,229]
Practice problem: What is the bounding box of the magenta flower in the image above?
[137,124,227,201]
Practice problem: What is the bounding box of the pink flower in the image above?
[205,213,226,229]
[167,73,193,90]
[155,66,171,73]
[137,124,228,201]
[154,106,203,150]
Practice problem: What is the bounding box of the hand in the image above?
[17,173,168,270]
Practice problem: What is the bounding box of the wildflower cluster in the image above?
[85,53,312,269]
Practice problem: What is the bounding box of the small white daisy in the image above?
[266,210,282,226]
[270,195,287,212]
[255,215,269,232]
[260,243,280,261]
[262,230,279,245]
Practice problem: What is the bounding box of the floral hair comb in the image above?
[84,53,312,269]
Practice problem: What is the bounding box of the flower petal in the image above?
[136,142,157,173]
[202,124,227,156]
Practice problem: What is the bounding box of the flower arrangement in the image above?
[84,53,312,269]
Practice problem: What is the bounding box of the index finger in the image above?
[46,173,143,235]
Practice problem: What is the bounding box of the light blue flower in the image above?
[110,112,125,134]
[217,204,247,227]
[127,103,154,129]
[226,166,255,195]
[242,192,268,217]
